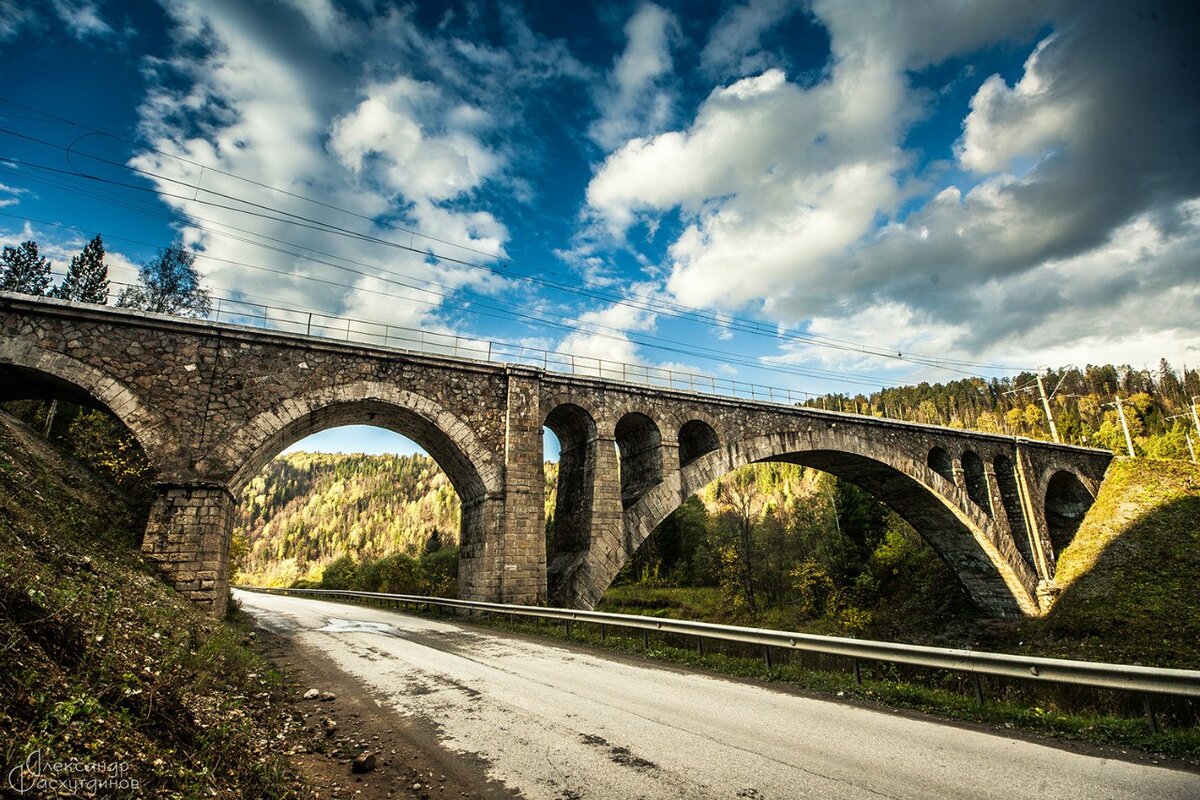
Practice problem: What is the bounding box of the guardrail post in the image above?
[764,646,773,670]
[972,674,984,705]
[565,620,573,638]
[1142,694,1158,732]
[697,637,705,657]
[600,624,607,642]
[306,312,312,336]
[853,658,862,685]
[643,630,649,650]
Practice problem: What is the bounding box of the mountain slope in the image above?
[1022,458,1200,667]
[235,452,460,585]
[0,409,304,796]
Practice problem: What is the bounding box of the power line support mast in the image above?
[1114,395,1135,457]
[1036,375,1061,443]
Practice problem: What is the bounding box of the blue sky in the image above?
[2,0,1198,458]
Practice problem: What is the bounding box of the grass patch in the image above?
[0,411,307,798]
[1019,458,1200,668]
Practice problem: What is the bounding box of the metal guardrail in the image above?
[238,587,1200,704]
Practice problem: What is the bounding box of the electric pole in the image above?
[1036,374,1061,443]
[1114,395,1135,457]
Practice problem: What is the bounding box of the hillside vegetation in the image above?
[808,361,1199,460]
[0,410,304,797]
[234,451,459,586]
[1016,458,1200,667]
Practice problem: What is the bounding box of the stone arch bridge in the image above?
[1,294,1112,618]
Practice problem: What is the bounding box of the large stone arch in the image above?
[215,381,500,500]
[0,334,172,468]
[200,381,505,606]
[616,428,1040,616]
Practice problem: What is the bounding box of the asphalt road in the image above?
[235,589,1200,800]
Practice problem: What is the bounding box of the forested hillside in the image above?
[808,361,1200,459]
[234,452,459,586]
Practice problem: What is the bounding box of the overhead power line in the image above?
[2,211,897,389]
[0,98,1037,376]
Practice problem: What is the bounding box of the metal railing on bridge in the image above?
[40,282,833,409]
[238,586,1200,730]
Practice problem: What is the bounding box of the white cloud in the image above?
[700,0,799,78]
[125,0,535,336]
[583,0,1200,380]
[49,0,111,38]
[555,294,659,369]
[587,63,907,308]
[957,37,1075,174]
[277,0,348,46]
[0,0,112,41]
[328,77,501,203]
[0,181,25,208]
[589,3,679,151]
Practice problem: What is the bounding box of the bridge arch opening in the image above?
[543,403,598,598]
[1045,470,1094,555]
[614,412,663,509]
[679,419,719,467]
[0,362,158,500]
[613,437,1040,617]
[961,450,991,515]
[927,447,954,484]
[226,394,496,601]
[993,454,1033,566]
[231,425,461,593]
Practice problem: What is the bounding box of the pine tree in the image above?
[117,243,212,317]
[0,240,51,295]
[52,234,109,304]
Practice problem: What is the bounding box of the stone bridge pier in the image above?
[1,295,1113,618]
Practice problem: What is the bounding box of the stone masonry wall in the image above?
[141,485,234,617]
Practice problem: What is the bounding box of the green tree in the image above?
[52,234,109,304]
[424,528,443,554]
[0,239,51,295]
[117,243,212,317]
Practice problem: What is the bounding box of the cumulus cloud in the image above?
[584,0,1200,374]
[328,77,501,203]
[589,3,680,151]
[588,60,908,307]
[700,0,800,78]
[125,0,581,334]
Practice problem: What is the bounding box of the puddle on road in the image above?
[320,618,400,635]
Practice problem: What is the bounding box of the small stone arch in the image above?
[993,454,1033,566]
[679,419,719,467]
[961,450,990,514]
[927,446,954,483]
[543,402,599,581]
[0,335,170,468]
[1045,470,1094,554]
[614,411,663,508]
